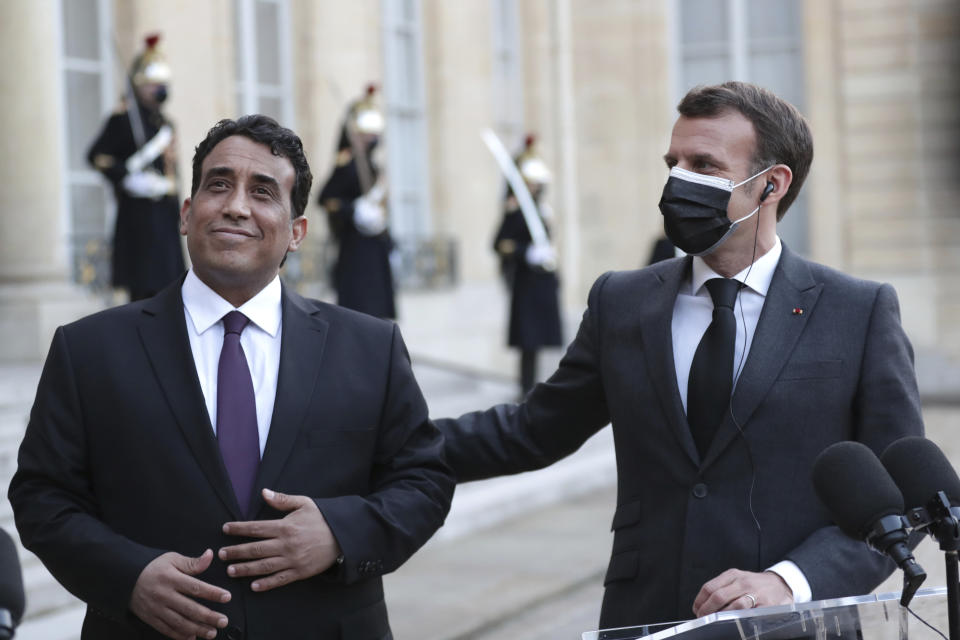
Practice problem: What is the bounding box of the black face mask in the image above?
[658,165,770,256]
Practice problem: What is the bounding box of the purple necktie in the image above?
[217,311,260,517]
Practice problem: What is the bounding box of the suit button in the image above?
[224,625,243,640]
[692,483,708,498]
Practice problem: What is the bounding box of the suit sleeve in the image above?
[8,327,164,620]
[437,272,614,482]
[785,282,924,598]
[314,324,455,584]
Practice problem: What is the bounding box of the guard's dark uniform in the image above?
[318,93,396,319]
[493,135,563,394]
[87,107,184,300]
[494,205,562,352]
[87,35,183,301]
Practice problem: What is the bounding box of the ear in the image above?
[179,198,192,236]
[287,215,308,252]
[759,164,793,209]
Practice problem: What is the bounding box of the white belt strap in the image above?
[125,124,173,174]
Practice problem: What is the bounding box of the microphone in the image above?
[882,436,960,549]
[812,441,926,605]
[0,528,24,639]
[883,437,960,639]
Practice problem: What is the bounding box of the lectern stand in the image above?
[583,588,949,640]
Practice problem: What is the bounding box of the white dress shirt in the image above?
[672,237,781,413]
[181,269,283,456]
[670,237,812,603]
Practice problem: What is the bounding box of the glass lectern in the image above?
[583,588,949,640]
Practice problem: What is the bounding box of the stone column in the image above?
[0,2,102,361]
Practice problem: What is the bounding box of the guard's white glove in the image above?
[353,196,387,236]
[525,243,557,269]
[122,170,173,199]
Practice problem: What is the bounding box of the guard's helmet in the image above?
[351,84,385,135]
[517,134,551,186]
[130,33,171,86]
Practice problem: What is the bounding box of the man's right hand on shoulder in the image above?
[130,549,231,640]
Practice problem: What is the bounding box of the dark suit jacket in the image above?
[437,245,924,629]
[9,280,454,639]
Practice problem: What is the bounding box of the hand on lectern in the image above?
[692,568,793,617]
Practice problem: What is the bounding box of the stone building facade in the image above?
[1,0,957,361]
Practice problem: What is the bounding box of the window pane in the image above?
[258,96,284,123]
[680,0,729,46]
[70,183,109,235]
[256,1,281,82]
[747,0,802,40]
[62,0,100,60]
[65,70,106,171]
[234,2,245,82]
[682,55,731,90]
[70,183,111,285]
[748,50,804,109]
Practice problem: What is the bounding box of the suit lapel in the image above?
[137,280,242,518]
[701,246,822,468]
[250,286,329,516]
[639,258,701,466]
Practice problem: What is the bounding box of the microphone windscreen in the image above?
[813,441,904,539]
[0,528,25,625]
[882,436,960,508]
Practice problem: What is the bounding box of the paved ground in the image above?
[385,486,613,640]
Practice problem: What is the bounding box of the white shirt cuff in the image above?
[766,560,812,603]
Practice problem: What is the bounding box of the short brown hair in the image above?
[677,82,812,221]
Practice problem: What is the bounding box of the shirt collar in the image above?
[690,236,782,297]
[182,269,282,337]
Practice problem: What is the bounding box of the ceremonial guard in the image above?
[493,135,563,396]
[317,85,396,319]
[87,34,184,301]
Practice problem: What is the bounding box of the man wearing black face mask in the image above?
[436,81,923,629]
[88,33,185,302]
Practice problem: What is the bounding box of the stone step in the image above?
[0,363,40,409]
[22,558,81,621]
[15,600,83,640]
[0,380,81,633]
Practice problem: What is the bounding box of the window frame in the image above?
[235,0,295,126]
[380,0,433,239]
[56,0,115,284]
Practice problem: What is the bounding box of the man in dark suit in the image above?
[10,115,454,639]
[437,82,924,629]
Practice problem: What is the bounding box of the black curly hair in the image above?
[191,114,313,219]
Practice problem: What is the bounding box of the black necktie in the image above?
[687,278,740,458]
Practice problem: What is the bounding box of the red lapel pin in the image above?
[792,307,804,315]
